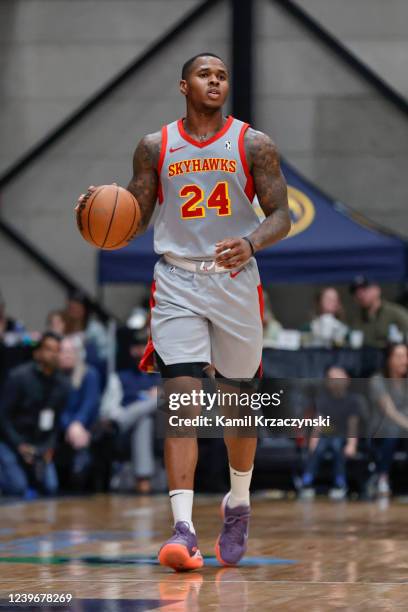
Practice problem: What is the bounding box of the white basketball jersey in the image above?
[153,115,261,257]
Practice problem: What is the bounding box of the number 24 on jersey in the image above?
[179,182,231,219]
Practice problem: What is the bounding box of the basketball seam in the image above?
[86,186,105,245]
[101,186,120,249]
[108,192,138,248]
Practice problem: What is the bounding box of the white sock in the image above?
[169,489,195,533]
[228,465,253,508]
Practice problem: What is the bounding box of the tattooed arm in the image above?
[126,131,161,235]
[246,129,290,250]
[76,131,161,237]
[215,129,290,268]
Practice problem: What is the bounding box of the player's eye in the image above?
[199,72,208,78]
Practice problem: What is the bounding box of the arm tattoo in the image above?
[127,131,161,235]
[245,128,291,251]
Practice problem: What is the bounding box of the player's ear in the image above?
[179,79,188,96]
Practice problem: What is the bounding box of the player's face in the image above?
[180,57,229,110]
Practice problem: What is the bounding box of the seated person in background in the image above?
[57,336,101,491]
[349,276,408,348]
[304,287,348,347]
[99,327,159,494]
[0,290,25,338]
[63,291,109,364]
[301,366,361,500]
[369,343,408,497]
[0,332,69,497]
[46,310,66,337]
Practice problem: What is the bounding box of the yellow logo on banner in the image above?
[287,186,315,237]
[253,186,315,237]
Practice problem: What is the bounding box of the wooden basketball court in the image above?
[0,494,407,610]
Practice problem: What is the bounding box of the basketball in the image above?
[76,184,141,250]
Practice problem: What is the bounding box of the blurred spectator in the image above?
[46,310,66,336]
[262,293,282,344]
[301,366,361,500]
[349,276,408,348]
[0,332,69,497]
[64,291,109,362]
[57,336,101,491]
[99,327,159,494]
[369,343,408,497]
[0,291,25,338]
[304,287,348,347]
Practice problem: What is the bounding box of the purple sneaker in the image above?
[215,493,250,566]
[158,521,203,572]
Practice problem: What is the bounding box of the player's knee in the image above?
[214,368,262,391]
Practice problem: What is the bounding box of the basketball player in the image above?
[78,53,290,571]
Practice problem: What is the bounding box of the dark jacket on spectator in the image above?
[315,387,363,437]
[0,362,70,452]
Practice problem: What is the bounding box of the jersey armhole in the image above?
[157,125,168,205]
[238,123,255,203]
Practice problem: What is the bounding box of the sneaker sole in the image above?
[158,543,203,572]
[215,535,237,567]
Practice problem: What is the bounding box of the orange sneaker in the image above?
[158,521,204,572]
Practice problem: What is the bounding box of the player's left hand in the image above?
[215,238,252,268]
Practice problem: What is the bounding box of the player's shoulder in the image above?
[134,129,162,167]
[139,129,162,152]
[244,127,276,149]
[243,127,278,166]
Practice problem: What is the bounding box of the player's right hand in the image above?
[75,185,96,212]
[75,183,117,212]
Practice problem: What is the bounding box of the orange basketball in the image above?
[76,185,141,250]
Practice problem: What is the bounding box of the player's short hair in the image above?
[181,53,227,80]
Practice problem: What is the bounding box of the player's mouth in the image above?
[207,89,221,99]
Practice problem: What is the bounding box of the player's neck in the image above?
[183,107,225,141]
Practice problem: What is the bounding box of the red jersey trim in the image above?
[238,123,255,202]
[157,125,168,205]
[177,115,234,148]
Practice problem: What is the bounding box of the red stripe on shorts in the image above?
[139,280,157,373]
[257,283,264,378]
